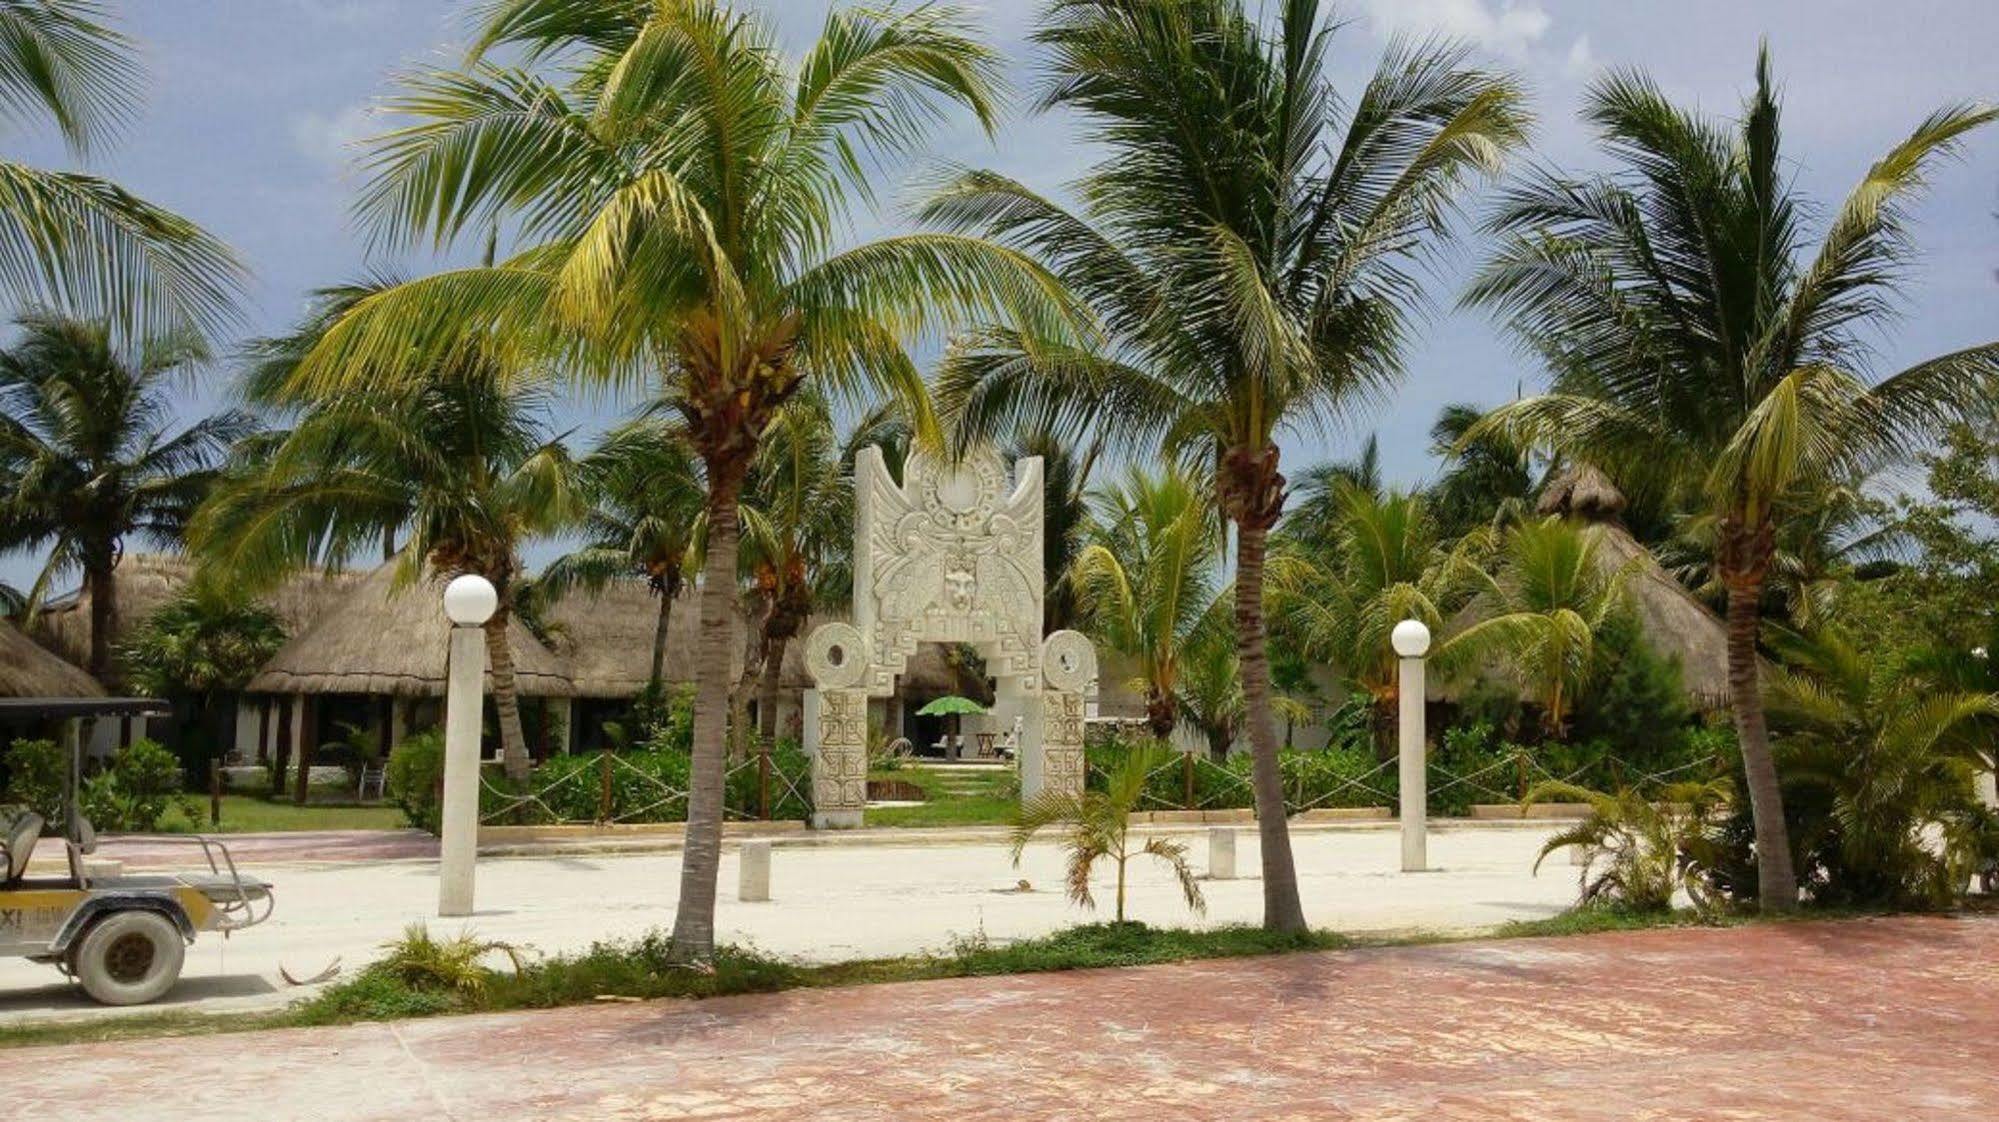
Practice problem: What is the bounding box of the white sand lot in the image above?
[0,822,1576,1023]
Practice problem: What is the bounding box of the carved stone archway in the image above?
[802,445,1094,827]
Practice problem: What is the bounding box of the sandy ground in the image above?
[0,821,1577,1023]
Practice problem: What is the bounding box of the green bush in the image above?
[1569,614,1695,761]
[472,731,814,827]
[385,730,445,831]
[2,738,66,827]
[1084,733,1394,812]
[627,681,695,750]
[80,739,193,832]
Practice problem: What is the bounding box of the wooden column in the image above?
[292,695,315,805]
[257,699,271,763]
[274,696,292,796]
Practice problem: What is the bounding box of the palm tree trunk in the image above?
[648,590,673,688]
[758,635,789,740]
[1723,563,1797,910]
[670,466,746,962]
[1235,521,1308,933]
[85,558,115,680]
[484,610,532,782]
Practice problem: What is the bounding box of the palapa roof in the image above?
[1451,465,1730,705]
[247,563,573,697]
[35,553,364,673]
[543,580,715,698]
[0,620,104,698]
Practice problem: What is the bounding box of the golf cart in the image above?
[0,698,274,1005]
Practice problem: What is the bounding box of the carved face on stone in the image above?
[944,567,976,611]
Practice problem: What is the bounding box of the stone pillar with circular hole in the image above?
[803,623,869,828]
[1033,631,1095,802]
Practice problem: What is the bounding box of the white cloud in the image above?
[1357,0,1553,59]
[1563,34,1597,80]
[289,103,376,171]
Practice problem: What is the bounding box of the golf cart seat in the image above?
[1,804,42,886]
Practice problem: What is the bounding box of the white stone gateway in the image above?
[802,445,1095,827]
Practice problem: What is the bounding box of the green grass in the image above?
[863,764,1018,828]
[160,795,406,834]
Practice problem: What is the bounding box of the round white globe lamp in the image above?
[443,574,498,627]
[1391,618,1431,659]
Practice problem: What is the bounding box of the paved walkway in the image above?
[6,915,1993,1121]
[1,825,1579,1022]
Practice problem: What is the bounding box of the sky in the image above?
[4,0,1996,592]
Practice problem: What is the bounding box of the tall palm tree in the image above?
[1463,49,1999,909]
[0,1,239,337]
[191,328,582,781]
[1071,465,1223,739]
[291,1,1069,959]
[929,0,1527,931]
[734,392,855,748]
[540,419,705,690]
[0,314,252,676]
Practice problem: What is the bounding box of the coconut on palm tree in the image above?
[288,1,1073,960]
[1463,49,1999,909]
[0,314,254,678]
[1072,465,1223,740]
[0,1,241,338]
[929,0,1528,932]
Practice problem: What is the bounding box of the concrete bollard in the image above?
[1392,619,1431,873]
[1208,827,1236,880]
[738,840,772,903]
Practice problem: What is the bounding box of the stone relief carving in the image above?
[812,689,869,814]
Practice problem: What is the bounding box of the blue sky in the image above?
[5,0,1996,592]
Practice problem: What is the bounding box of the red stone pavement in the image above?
[6,915,1995,1121]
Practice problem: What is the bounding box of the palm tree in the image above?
[540,420,705,690]
[929,0,1527,932]
[1463,49,1999,909]
[0,1,239,337]
[0,314,252,677]
[1764,624,1999,907]
[734,392,856,748]
[1428,402,1536,538]
[1071,465,1223,739]
[1173,613,1245,763]
[295,1,1069,959]
[1010,740,1204,924]
[1444,517,1636,738]
[1269,482,1477,747]
[191,320,582,781]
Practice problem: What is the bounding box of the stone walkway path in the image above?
[7,914,1993,1121]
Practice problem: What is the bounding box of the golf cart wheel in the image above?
[73,911,186,1006]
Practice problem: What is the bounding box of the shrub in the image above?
[1529,777,1731,914]
[1569,613,1694,761]
[80,739,193,832]
[2,738,66,827]
[628,681,695,750]
[385,730,445,831]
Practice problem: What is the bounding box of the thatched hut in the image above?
[0,620,103,699]
[34,553,362,680]
[1444,465,1729,708]
[242,563,575,771]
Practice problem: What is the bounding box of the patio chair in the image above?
[357,763,387,802]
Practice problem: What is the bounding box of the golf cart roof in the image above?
[0,697,172,720]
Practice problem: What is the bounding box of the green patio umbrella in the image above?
[917,695,986,757]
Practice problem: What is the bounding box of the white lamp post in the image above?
[1392,618,1431,873]
[439,574,497,917]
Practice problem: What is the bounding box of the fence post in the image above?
[439,574,496,918]
[759,739,772,821]
[1183,751,1195,810]
[598,748,613,824]
[1393,619,1430,873]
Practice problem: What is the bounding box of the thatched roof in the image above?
[247,563,573,697]
[1447,465,1730,706]
[1537,463,1628,520]
[0,620,103,698]
[543,581,713,698]
[35,553,364,673]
